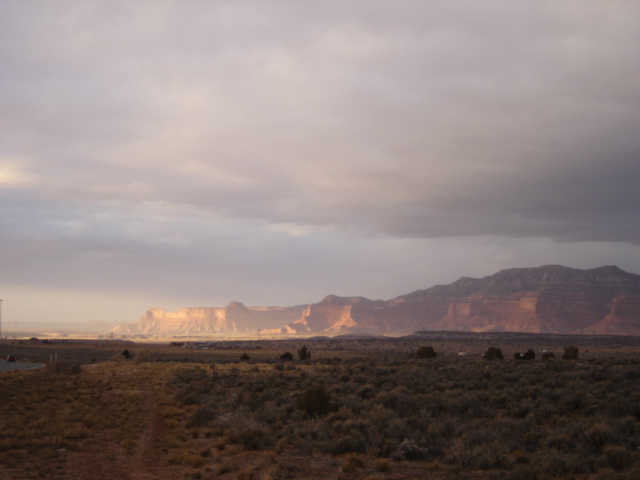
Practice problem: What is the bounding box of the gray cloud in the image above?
[1,1,639,321]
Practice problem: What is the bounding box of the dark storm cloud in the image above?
[1,1,639,321]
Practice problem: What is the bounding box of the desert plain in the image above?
[1,333,640,480]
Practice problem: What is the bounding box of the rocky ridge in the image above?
[113,265,640,336]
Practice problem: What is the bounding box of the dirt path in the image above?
[64,369,180,480]
[126,387,174,479]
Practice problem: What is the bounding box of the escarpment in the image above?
[113,265,640,336]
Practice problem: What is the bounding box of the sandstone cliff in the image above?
[112,302,306,335]
[272,265,640,336]
[114,265,640,336]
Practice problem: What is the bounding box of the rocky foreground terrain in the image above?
[113,265,640,336]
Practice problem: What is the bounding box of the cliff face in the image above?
[583,296,640,335]
[114,265,640,336]
[281,296,386,334]
[273,265,640,336]
[112,302,306,335]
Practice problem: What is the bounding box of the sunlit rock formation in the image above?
[272,265,640,336]
[113,265,640,336]
[112,302,306,335]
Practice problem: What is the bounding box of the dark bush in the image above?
[297,384,331,417]
[341,453,365,472]
[297,346,311,360]
[230,427,271,450]
[121,349,131,360]
[47,360,82,374]
[516,349,536,360]
[542,352,555,361]
[602,446,633,471]
[563,346,579,360]
[280,352,294,361]
[333,435,367,454]
[507,464,537,480]
[417,346,437,359]
[484,347,504,360]
[582,423,615,453]
[392,439,430,460]
[186,404,217,428]
[240,353,250,362]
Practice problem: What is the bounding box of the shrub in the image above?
[215,438,227,451]
[417,346,437,359]
[582,423,615,453]
[186,404,216,428]
[229,427,271,450]
[333,436,367,454]
[46,360,82,374]
[542,352,555,361]
[484,347,504,360]
[602,446,633,471]
[563,346,579,360]
[392,439,429,460]
[515,349,535,360]
[341,453,365,473]
[134,350,150,364]
[297,346,311,360]
[280,352,293,361]
[375,458,391,472]
[190,454,205,468]
[168,447,190,465]
[240,353,250,362]
[297,384,331,417]
[508,464,537,480]
[121,349,131,360]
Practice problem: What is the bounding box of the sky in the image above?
[1,1,639,325]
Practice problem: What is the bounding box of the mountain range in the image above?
[112,265,640,336]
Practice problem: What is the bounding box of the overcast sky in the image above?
[1,1,639,325]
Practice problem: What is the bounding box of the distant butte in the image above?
[112,265,640,336]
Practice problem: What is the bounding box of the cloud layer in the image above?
[1,1,639,322]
